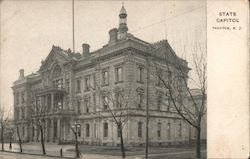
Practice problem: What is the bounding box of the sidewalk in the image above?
[3,143,74,158]
[2,143,206,159]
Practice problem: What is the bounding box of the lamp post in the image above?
[71,121,81,158]
[9,128,14,149]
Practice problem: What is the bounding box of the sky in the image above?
[0,0,206,117]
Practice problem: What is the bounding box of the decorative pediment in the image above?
[39,46,73,72]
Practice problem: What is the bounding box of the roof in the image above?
[120,5,127,15]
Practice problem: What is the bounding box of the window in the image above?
[76,78,81,93]
[167,123,171,139]
[103,96,108,110]
[66,79,70,92]
[138,122,142,137]
[77,100,81,114]
[65,98,69,109]
[137,66,144,83]
[116,92,122,108]
[117,126,121,137]
[93,94,96,112]
[16,93,19,105]
[103,122,108,137]
[157,94,162,111]
[16,108,19,120]
[15,93,19,104]
[67,123,71,135]
[156,68,162,86]
[157,122,161,138]
[21,92,25,103]
[18,108,20,119]
[166,98,171,111]
[84,98,90,113]
[55,79,63,88]
[102,70,109,85]
[115,66,123,82]
[21,107,25,119]
[138,93,143,109]
[86,124,90,137]
[178,122,182,137]
[53,65,62,77]
[92,74,96,89]
[85,75,91,91]
[32,126,34,140]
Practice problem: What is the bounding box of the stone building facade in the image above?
[12,6,195,146]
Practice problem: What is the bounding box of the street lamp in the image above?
[9,128,14,149]
[71,121,81,158]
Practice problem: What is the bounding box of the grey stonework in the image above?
[12,5,202,146]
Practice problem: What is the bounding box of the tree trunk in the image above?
[119,125,126,159]
[1,124,4,151]
[196,127,201,159]
[9,133,12,149]
[17,126,22,153]
[40,125,46,155]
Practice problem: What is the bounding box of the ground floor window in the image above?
[138,122,142,138]
[167,123,171,139]
[86,124,90,137]
[178,122,182,137]
[157,122,161,138]
[103,122,108,137]
[117,125,121,137]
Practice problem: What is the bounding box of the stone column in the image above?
[57,119,61,143]
[45,95,47,111]
[51,93,54,112]
[111,121,114,146]
[60,120,63,142]
[46,119,50,142]
[50,119,54,142]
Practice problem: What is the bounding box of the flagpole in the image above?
[72,0,75,52]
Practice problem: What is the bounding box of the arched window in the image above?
[53,65,62,78]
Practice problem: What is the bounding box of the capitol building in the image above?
[12,5,201,146]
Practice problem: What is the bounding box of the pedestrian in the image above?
[60,148,63,157]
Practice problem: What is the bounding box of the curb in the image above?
[1,150,74,159]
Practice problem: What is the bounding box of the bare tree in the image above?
[30,99,47,155]
[90,84,133,159]
[0,105,11,151]
[150,41,206,159]
[16,125,23,153]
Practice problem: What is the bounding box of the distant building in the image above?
[12,5,197,146]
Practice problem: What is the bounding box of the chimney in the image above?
[82,43,90,57]
[109,28,118,45]
[19,69,24,79]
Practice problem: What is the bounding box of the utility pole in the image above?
[145,56,149,159]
